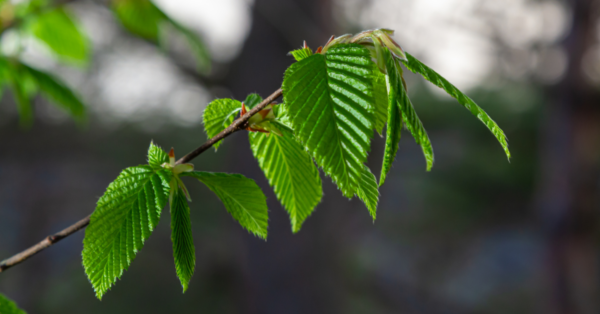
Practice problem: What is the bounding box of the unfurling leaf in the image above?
[356,165,379,220]
[386,49,434,171]
[401,52,510,160]
[148,141,169,169]
[29,8,88,62]
[250,127,322,233]
[82,164,171,299]
[282,43,376,198]
[183,171,268,239]
[290,47,313,62]
[202,98,241,151]
[170,187,195,292]
[379,53,403,185]
[0,293,27,314]
[372,64,388,135]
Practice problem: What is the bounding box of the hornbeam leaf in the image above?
[379,56,403,185]
[202,98,241,151]
[0,293,26,314]
[290,48,313,62]
[244,93,263,109]
[250,127,322,233]
[29,8,88,62]
[170,187,195,292]
[372,65,388,135]
[22,64,85,122]
[387,49,434,170]
[148,141,169,169]
[356,165,379,220]
[183,171,268,239]
[282,43,376,197]
[83,165,172,299]
[401,52,510,160]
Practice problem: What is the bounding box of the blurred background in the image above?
[0,0,599,313]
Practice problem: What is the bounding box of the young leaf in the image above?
[182,171,268,239]
[379,70,402,186]
[148,141,169,168]
[170,187,195,292]
[202,98,241,151]
[21,64,85,122]
[387,50,434,170]
[282,43,376,197]
[29,8,88,62]
[290,47,313,62]
[356,165,379,220]
[82,166,172,299]
[244,93,263,109]
[112,0,165,41]
[372,65,388,135]
[249,127,322,233]
[401,52,510,160]
[0,293,26,314]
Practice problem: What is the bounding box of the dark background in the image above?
[1,0,600,313]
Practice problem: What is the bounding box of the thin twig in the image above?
[0,88,283,273]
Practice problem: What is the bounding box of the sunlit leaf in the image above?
[202,98,241,151]
[170,187,195,292]
[183,171,268,239]
[0,293,26,314]
[402,52,510,160]
[356,165,379,220]
[379,52,403,185]
[250,127,322,233]
[282,43,376,197]
[82,162,171,299]
[388,49,433,170]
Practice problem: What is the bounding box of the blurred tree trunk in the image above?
[537,0,600,313]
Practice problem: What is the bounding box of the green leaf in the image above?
[202,98,241,151]
[244,93,263,109]
[183,171,268,239]
[379,66,403,186]
[401,52,510,160]
[29,8,88,62]
[282,43,376,197]
[290,47,313,62]
[356,165,379,220]
[82,165,172,299]
[249,127,322,233]
[147,141,168,168]
[0,293,27,314]
[388,50,433,171]
[21,63,85,122]
[372,65,388,135]
[112,0,165,41]
[170,187,195,292]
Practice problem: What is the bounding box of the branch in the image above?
[0,88,283,273]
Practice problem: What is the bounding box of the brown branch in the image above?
[0,88,283,273]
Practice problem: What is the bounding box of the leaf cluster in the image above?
[80,28,510,299]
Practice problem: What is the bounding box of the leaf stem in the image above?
[0,88,283,273]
